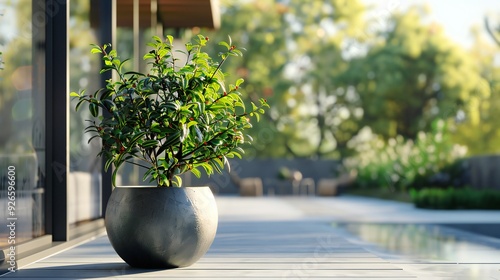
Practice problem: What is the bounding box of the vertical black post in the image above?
[45,0,69,241]
[98,0,116,216]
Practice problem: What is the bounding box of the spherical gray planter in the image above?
[105,186,218,268]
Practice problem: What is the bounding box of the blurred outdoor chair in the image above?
[317,171,357,196]
[230,172,263,196]
[298,178,315,196]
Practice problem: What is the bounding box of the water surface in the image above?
[333,222,500,263]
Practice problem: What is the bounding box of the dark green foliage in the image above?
[411,159,470,190]
[71,35,268,187]
[411,188,500,209]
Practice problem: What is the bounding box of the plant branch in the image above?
[124,160,151,170]
[485,17,500,47]
[181,127,234,159]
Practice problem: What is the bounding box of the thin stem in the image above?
[124,160,151,170]
[191,154,227,162]
[201,52,230,95]
[209,94,230,106]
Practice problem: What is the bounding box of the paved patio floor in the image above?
[2,195,500,279]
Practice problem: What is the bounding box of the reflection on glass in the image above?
[0,0,45,249]
[69,0,102,226]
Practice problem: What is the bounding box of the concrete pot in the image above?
[105,186,218,268]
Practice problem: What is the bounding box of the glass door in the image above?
[0,0,46,248]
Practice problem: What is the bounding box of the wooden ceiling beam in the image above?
[91,0,219,29]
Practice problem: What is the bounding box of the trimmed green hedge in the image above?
[410,188,500,209]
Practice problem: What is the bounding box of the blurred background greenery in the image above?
[196,0,500,206]
[3,0,498,208]
[199,0,500,160]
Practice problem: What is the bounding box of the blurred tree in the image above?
[203,0,367,159]
[450,26,500,155]
[204,2,498,159]
[342,6,491,141]
[201,0,293,158]
[285,0,367,158]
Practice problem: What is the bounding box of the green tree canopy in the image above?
[343,7,490,140]
[204,0,367,158]
[449,26,500,155]
[204,1,497,159]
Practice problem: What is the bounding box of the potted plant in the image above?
[71,35,268,268]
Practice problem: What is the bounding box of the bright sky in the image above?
[363,0,500,48]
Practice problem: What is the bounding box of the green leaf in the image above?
[104,158,114,171]
[185,42,193,52]
[142,168,155,183]
[87,134,101,144]
[152,35,162,44]
[180,124,188,142]
[141,139,159,148]
[70,91,80,97]
[231,49,243,57]
[112,165,121,187]
[194,125,203,142]
[197,34,208,46]
[218,41,230,50]
[230,151,242,159]
[157,131,181,155]
[222,155,230,173]
[166,35,174,46]
[236,78,244,87]
[89,102,99,117]
[90,45,102,54]
[199,162,213,175]
[158,49,168,59]
[128,132,147,147]
[123,71,146,76]
[143,52,156,60]
[187,121,198,128]
[234,146,245,155]
[160,101,181,111]
[172,175,182,187]
[190,167,201,178]
[211,158,224,174]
